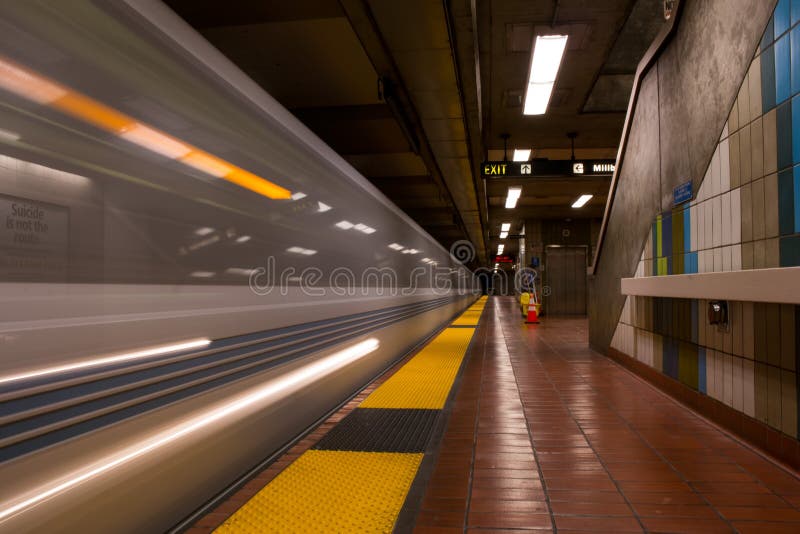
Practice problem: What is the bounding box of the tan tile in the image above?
[762,108,778,175]
[730,130,741,188]
[729,96,740,133]
[749,56,763,121]
[751,177,765,240]
[780,304,796,371]
[740,182,752,242]
[739,123,752,184]
[764,173,779,238]
[753,302,766,362]
[741,241,754,270]
[738,73,751,128]
[754,239,766,269]
[751,116,764,181]
[766,237,780,268]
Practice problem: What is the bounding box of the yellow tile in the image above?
[360,327,475,409]
[215,450,422,534]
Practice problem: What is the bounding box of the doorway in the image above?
[544,245,587,315]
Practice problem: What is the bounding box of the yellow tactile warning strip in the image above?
[214,450,422,533]
[213,296,487,533]
[358,327,476,409]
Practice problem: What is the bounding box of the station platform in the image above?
[188,297,800,534]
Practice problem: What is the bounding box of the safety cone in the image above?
[525,302,540,324]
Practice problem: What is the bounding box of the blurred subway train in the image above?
[0,2,478,532]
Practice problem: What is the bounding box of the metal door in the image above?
[544,246,587,315]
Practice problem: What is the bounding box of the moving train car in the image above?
[0,2,478,532]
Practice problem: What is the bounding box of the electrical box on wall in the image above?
[708,301,728,328]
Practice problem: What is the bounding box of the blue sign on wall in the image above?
[673,180,692,206]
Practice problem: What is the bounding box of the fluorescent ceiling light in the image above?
[195,227,214,236]
[317,201,332,212]
[505,186,522,209]
[499,231,508,239]
[287,246,317,255]
[513,149,531,162]
[402,248,420,255]
[235,235,251,243]
[501,223,511,232]
[388,243,404,250]
[524,35,568,115]
[0,338,211,385]
[497,244,505,255]
[353,223,376,234]
[190,271,215,278]
[290,192,307,200]
[335,220,354,230]
[0,128,20,142]
[119,123,190,159]
[572,194,593,208]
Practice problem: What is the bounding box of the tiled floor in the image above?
[414,297,800,533]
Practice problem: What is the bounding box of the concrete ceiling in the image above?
[165,0,487,265]
[165,0,665,266]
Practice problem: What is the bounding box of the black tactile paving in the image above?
[312,408,439,453]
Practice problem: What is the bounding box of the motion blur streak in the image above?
[0,55,292,200]
[0,338,380,523]
[0,338,212,385]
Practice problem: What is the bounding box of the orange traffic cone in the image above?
[525,302,540,324]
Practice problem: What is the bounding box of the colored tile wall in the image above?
[613,1,800,444]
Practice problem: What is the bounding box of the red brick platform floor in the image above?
[413,297,800,533]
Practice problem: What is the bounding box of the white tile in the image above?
[743,359,755,417]
[690,204,699,251]
[723,122,729,140]
[704,200,713,250]
[712,146,722,196]
[714,247,723,272]
[698,171,709,202]
[722,192,732,245]
[720,138,731,192]
[732,357,743,411]
[712,195,723,247]
[730,187,742,244]
[723,245,733,271]
[732,244,742,271]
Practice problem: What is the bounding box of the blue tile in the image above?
[777,34,792,104]
[793,26,800,96]
[795,167,800,232]
[777,0,791,39]
[780,168,796,234]
[763,45,777,112]
[778,100,794,170]
[683,208,691,252]
[781,234,800,265]
[698,347,707,394]
[663,338,679,380]
[794,0,800,25]
[763,17,776,51]
[793,95,800,164]
[662,212,672,262]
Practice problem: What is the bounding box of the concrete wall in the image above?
[590,0,776,352]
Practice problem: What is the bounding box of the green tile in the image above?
[678,342,699,390]
[729,96,740,133]
[750,56,764,124]
[738,72,751,128]
[754,239,766,269]
[751,116,765,181]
